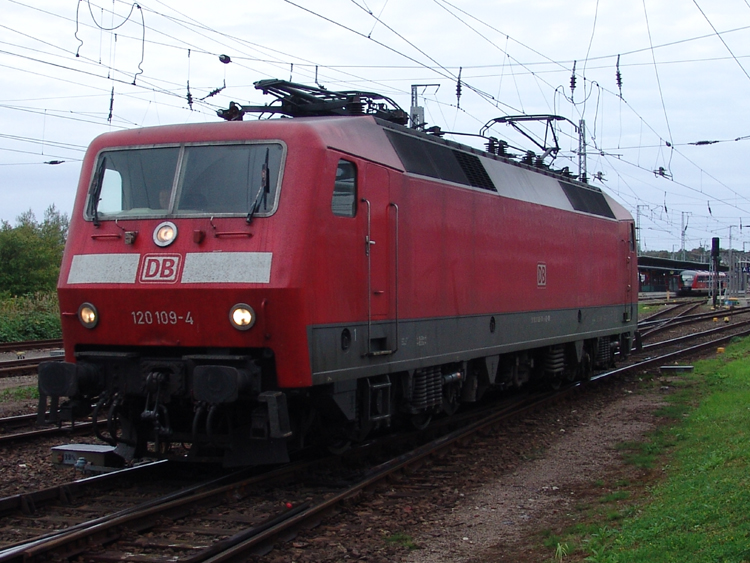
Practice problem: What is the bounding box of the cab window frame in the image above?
[84,140,286,221]
[331,159,358,218]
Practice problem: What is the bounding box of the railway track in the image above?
[0,340,63,378]
[0,340,62,354]
[0,393,556,563]
[0,319,747,563]
[0,356,62,378]
[0,414,97,446]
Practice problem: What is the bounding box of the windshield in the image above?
[87,142,284,219]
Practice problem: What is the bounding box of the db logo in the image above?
[537,263,547,288]
[140,254,181,283]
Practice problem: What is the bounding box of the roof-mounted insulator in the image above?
[218,101,245,121]
[187,80,193,111]
[570,61,577,98]
[456,67,463,109]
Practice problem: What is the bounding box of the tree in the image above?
[0,205,69,296]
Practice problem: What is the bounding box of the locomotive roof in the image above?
[86,115,632,222]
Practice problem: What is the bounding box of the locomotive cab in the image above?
[39,133,302,466]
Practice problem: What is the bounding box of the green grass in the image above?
[599,491,630,503]
[637,303,660,317]
[0,385,39,402]
[572,336,750,562]
[0,292,61,342]
[384,531,420,550]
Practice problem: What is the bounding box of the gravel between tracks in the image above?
[0,374,102,498]
[404,384,664,563]
[248,372,669,563]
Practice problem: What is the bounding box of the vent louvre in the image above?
[559,181,615,219]
[385,130,495,191]
[453,151,496,191]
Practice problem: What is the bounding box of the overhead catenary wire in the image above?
[691,0,750,83]
[1,0,748,249]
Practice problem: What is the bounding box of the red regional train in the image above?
[670,270,726,296]
[39,81,638,466]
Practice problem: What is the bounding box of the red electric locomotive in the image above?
[39,80,638,466]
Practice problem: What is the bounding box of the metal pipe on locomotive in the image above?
[38,80,638,466]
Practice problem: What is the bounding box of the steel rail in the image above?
[640,319,750,351]
[639,306,750,338]
[0,420,96,446]
[0,356,62,377]
[600,326,750,381]
[0,340,63,354]
[198,395,553,563]
[638,302,707,328]
[638,302,686,323]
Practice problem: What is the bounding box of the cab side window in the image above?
[331,159,357,217]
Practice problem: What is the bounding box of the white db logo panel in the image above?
[537,263,547,288]
[140,254,181,283]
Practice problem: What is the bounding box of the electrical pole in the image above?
[680,212,688,261]
[712,237,720,308]
[729,226,735,297]
[578,119,587,183]
[409,84,439,130]
[636,204,649,255]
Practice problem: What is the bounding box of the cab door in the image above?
[360,163,396,355]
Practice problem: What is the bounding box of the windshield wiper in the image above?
[90,156,107,227]
[246,148,270,224]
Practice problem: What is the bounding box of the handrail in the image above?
[389,202,399,354]
[361,198,373,357]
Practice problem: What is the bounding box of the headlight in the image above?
[153,221,177,247]
[229,303,256,331]
[78,302,98,329]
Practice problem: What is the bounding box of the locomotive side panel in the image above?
[308,136,637,383]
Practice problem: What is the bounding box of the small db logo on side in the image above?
[537,263,547,288]
[140,254,181,283]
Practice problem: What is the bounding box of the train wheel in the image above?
[511,364,523,388]
[442,383,461,415]
[349,420,373,443]
[619,334,631,361]
[326,439,352,455]
[410,413,432,430]
[579,352,593,381]
[564,367,577,383]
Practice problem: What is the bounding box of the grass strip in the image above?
[577,337,750,562]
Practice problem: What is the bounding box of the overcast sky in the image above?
[2,0,750,252]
